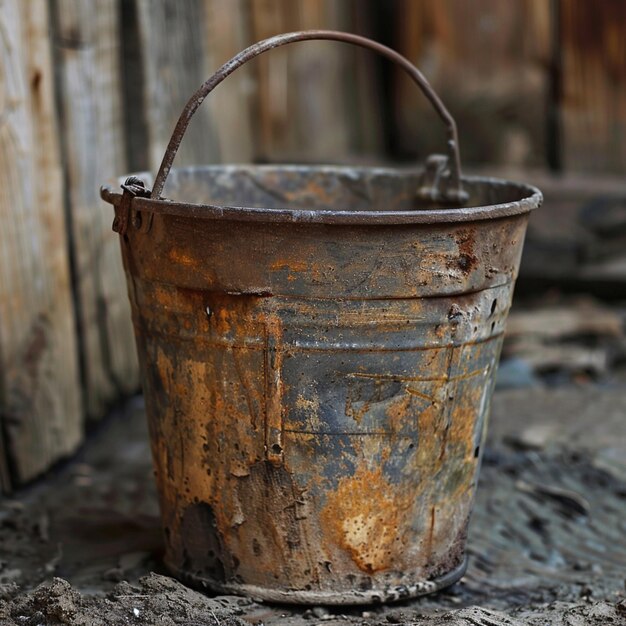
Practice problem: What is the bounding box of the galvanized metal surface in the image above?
[101,166,538,226]
[100,30,542,605]
[102,164,540,604]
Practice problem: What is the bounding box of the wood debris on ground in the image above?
[500,295,626,384]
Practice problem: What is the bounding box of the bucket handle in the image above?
[150,30,468,204]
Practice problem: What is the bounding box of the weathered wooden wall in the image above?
[249,0,383,162]
[0,0,82,488]
[1,0,624,490]
[560,0,626,174]
[53,0,139,422]
[391,0,551,168]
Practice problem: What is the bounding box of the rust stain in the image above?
[168,248,200,268]
[451,228,478,275]
[404,386,435,402]
[270,259,308,272]
[322,467,410,574]
[295,394,320,417]
[383,392,412,432]
[270,259,309,282]
[263,311,284,465]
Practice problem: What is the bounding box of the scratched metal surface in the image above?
[103,165,540,604]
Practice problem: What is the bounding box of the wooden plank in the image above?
[134,0,222,175]
[248,0,355,162]
[392,0,550,168]
[202,0,255,164]
[560,0,626,174]
[132,0,384,168]
[53,0,139,421]
[0,0,82,486]
[342,0,384,158]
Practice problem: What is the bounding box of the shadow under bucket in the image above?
[101,31,542,605]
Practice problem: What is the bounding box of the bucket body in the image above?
[108,165,541,604]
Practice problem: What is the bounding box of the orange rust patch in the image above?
[452,229,478,275]
[344,393,372,425]
[295,394,320,417]
[168,248,200,268]
[321,467,410,574]
[449,391,481,457]
[270,259,310,283]
[270,259,308,272]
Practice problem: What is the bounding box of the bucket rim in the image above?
[101,165,542,225]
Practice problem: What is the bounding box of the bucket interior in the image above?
[157,165,539,215]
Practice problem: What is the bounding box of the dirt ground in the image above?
[1,379,625,624]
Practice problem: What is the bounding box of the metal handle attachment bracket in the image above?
[112,176,152,236]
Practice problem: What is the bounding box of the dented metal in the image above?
[100,31,542,605]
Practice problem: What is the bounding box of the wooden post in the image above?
[249,0,355,162]
[133,0,223,173]
[392,0,551,168]
[560,0,626,174]
[0,0,82,487]
[203,0,255,164]
[52,0,139,422]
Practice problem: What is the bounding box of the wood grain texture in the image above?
[135,0,222,173]
[392,0,550,168]
[342,1,384,158]
[202,0,255,164]
[560,0,626,174]
[249,0,355,162]
[0,0,82,485]
[53,0,139,421]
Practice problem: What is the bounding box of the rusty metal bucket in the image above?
[101,31,542,605]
